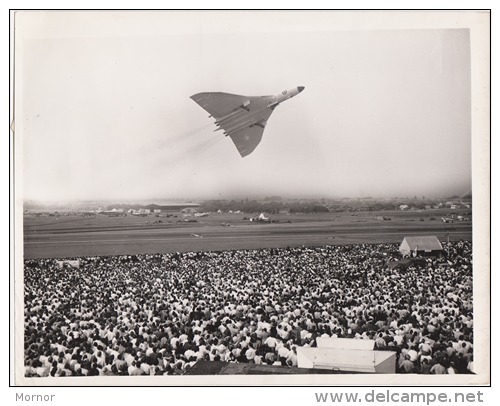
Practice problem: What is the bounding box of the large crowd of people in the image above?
[24,241,473,377]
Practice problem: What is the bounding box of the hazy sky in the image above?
[18,12,472,202]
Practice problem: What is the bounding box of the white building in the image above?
[399,236,444,258]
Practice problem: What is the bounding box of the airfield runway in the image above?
[23,210,472,259]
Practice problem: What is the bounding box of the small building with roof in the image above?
[399,236,444,258]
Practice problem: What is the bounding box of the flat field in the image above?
[23,209,472,259]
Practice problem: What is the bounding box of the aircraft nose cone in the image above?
[297,86,305,93]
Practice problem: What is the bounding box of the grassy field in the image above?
[23,208,472,259]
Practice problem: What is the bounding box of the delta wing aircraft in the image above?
[190,86,305,157]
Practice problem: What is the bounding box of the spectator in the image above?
[24,241,473,376]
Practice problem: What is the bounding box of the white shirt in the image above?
[264,336,277,348]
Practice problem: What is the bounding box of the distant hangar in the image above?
[129,203,200,214]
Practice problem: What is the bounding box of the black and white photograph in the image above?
[11,10,490,386]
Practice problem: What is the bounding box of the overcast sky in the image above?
[18,12,472,202]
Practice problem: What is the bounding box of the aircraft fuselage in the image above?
[271,86,305,105]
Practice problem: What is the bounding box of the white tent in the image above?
[297,338,396,373]
[399,236,443,257]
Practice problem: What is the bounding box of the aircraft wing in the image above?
[190,92,275,157]
[190,92,272,118]
[228,108,273,157]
